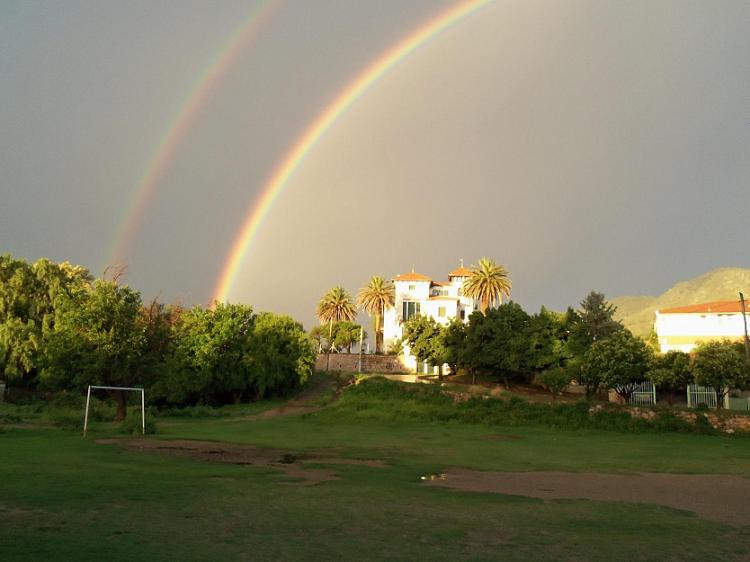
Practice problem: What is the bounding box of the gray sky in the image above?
[2,0,749,328]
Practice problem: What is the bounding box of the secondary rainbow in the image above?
[106,0,280,270]
[213,0,493,303]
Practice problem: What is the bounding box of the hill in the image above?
[611,268,750,336]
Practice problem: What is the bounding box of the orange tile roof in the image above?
[449,266,472,277]
[431,281,450,287]
[658,300,748,314]
[394,272,431,282]
[429,296,458,301]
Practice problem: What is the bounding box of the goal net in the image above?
[83,385,145,437]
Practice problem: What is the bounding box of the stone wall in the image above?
[315,353,410,374]
[591,404,750,433]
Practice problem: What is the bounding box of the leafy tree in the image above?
[536,366,573,401]
[462,258,511,313]
[461,303,530,385]
[649,350,692,405]
[246,313,314,399]
[691,340,750,409]
[442,319,466,376]
[356,275,394,353]
[158,303,255,406]
[309,325,328,352]
[403,315,447,378]
[582,330,652,402]
[526,307,569,372]
[331,321,366,353]
[316,286,356,352]
[0,254,91,383]
[570,291,623,354]
[41,280,147,420]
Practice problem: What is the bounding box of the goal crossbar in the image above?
[83,385,145,437]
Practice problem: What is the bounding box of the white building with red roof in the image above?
[655,300,750,352]
[383,263,483,370]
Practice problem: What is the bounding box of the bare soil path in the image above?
[426,468,750,526]
[97,438,386,485]
[231,374,337,421]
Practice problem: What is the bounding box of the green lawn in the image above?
[3,389,750,561]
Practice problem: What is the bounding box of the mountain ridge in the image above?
[611,267,750,336]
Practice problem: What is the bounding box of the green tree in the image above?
[575,291,623,347]
[357,275,394,353]
[442,319,466,376]
[691,340,750,409]
[403,315,447,378]
[0,254,91,384]
[309,325,328,352]
[246,313,315,399]
[41,280,147,420]
[582,330,652,402]
[462,258,511,314]
[526,307,569,372]
[155,303,256,407]
[536,366,573,401]
[316,286,356,352]
[649,350,692,405]
[461,303,530,385]
[331,321,366,353]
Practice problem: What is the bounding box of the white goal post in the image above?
[83,385,145,437]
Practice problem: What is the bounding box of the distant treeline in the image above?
[0,254,315,419]
[402,294,750,407]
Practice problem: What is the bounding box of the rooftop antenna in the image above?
[460,258,464,268]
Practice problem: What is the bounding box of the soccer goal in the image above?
[83,385,145,437]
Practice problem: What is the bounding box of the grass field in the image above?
[2,378,750,561]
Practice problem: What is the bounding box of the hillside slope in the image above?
[611,268,750,336]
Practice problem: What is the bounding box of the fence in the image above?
[629,381,656,406]
[687,384,720,409]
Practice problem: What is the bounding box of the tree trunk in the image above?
[438,364,443,381]
[111,390,128,421]
[375,313,383,354]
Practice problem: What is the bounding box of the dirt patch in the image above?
[97,438,385,485]
[425,468,750,526]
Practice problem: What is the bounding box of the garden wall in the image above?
[315,354,410,374]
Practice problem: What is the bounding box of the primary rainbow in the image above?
[106,0,280,270]
[213,0,494,303]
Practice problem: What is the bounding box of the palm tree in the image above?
[357,275,395,353]
[463,258,511,313]
[316,286,357,353]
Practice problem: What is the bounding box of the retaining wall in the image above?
[315,353,410,374]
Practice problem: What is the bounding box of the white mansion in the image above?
[383,265,485,370]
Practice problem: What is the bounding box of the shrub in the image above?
[120,414,157,435]
[536,367,573,400]
[327,378,721,435]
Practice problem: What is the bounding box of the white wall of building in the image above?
[655,311,748,352]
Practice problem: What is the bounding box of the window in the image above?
[438,306,446,318]
[460,310,466,321]
[408,284,416,291]
[402,301,420,321]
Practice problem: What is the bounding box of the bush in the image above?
[44,409,83,431]
[535,367,573,399]
[120,414,157,435]
[326,378,721,435]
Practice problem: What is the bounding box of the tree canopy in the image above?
[462,258,511,313]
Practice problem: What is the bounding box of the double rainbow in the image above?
[212,0,493,303]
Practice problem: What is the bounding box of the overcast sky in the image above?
[2,0,749,327]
